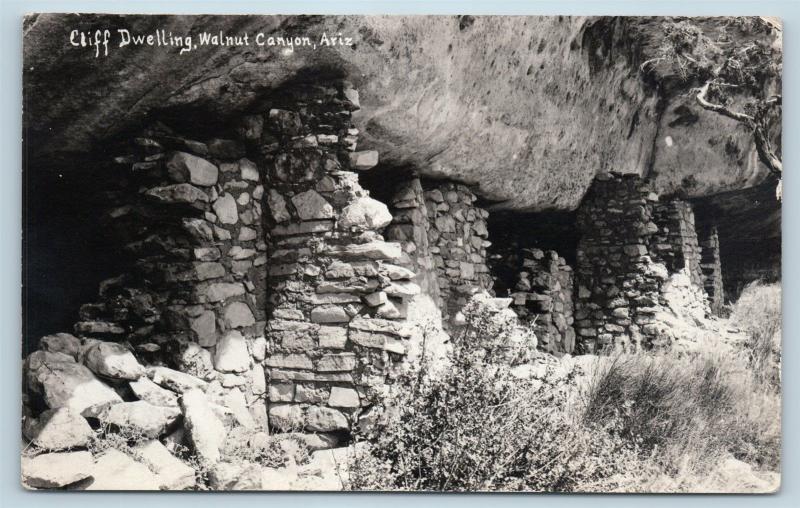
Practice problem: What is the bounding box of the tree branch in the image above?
[695,81,753,123]
[695,80,782,177]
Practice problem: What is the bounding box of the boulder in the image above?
[82,449,161,490]
[83,341,146,380]
[38,333,81,359]
[305,406,349,432]
[133,439,196,490]
[26,351,122,416]
[339,197,393,230]
[181,389,227,464]
[22,451,94,489]
[324,241,402,260]
[101,401,181,438]
[22,408,93,451]
[166,151,219,186]
[213,330,250,373]
[129,377,179,407]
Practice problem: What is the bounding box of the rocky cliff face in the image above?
[23,15,780,211]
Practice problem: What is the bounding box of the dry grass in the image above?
[731,281,781,389]
[582,282,781,491]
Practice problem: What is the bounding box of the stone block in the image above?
[213,331,250,373]
[166,151,219,186]
[306,406,349,432]
[316,353,357,372]
[291,190,334,220]
[348,150,379,170]
[328,387,360,408]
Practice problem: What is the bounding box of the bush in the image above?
[350,295,641,492]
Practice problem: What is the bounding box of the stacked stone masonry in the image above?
[77,127,269,428]
[651,200,704,288]
[509,249,576,355]
[574,172,722,353]
[422,182,493,322]
[258,83,418,436]
[699,226,725,315]
[385,177,440,302]
[574,173,672,353]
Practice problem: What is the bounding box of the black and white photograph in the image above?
[21,14,782,493]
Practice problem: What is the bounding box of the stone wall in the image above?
[257,83,418,436]
[70,125,270,428]
[509,249,576,355]
[651,200,704,288]
[574,173,670,353]
[699,226,725,314]
[422,182,493,322]
[385,177,439,301]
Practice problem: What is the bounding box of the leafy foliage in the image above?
[350,295,640,492]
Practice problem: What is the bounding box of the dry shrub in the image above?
[350,296,640,492]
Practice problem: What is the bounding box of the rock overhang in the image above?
[23,14,780,211]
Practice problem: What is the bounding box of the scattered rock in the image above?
[22,451,93,489]
[209,461,261,490]
[83,341,146,380]
[129,377,179,407]
[38,333,81,359]
[22,408,93,451]
[82,449,161,490]
[134,440,196,490]
[100,401,181,438]
[26,352,122,416]
[181,389,227,464]
[148,366,208,393]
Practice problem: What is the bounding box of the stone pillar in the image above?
[422,182,492,322]
[699,226,725,314]
[257,83,418,436]
[385,177,440,301]
[574,173,668,353]
[88,126,269,428]
[651,200,704,287]
[509,249,576,355]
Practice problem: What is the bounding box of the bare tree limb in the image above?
[695,80,782,177]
